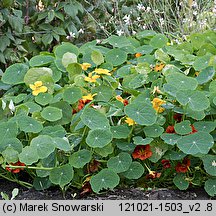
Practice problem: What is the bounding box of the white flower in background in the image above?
[116,29,124,36]
[192,0,198,8]
[132,30,137,35]
[1,100,6,110]
[9,100,15,114]
[123,14,131,25]
[66,32,76,40]
[193,10,198,16]
[159,18,165,26]
[142,24,147,29]
[136,17,141,22]
[146,7,151,12]
[78,28,84,34]
[137,3,145,11]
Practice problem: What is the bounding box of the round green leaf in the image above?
[105,48,127,66]
[66,63,82,82]
[150,34,168,48]
[0,138,22,153]
[19,146,39,165]
[177,132,214,155]
[122,162,144,179]
[86,129,113,148]
[106,35,132,48]
[135,45,154,55]
[149,141,168,163]
[41,106,62,122]
[62,52,77,68]
[2,147,19,163]
[49,164,74,188]
[40,125,66,138]
[63,87,82,104]
[52,137,71,151]
[50,101,72,125]
[164,150,186,160]
[18,115,43,133]
[91,85,114,102]
[143,124,164,137]
[2,63,29,85]
[23,102,42,113]
[133,136,153,145]
[54,43,79,58]
[24,67,53,86]
[107,152,132,173]
[193,54,211,71]
[166,73,198,91]
[174,120,192,135]
[81,108,110,130]
[176,90,210,111]
[160,133,181,145]
[110,125,130,139]
[0,122,18,143]
[35,93,53,106]
[91,50,104,65]
[193,121,216,133]
[30,135,55,159]
[124,101,157,126]
[196,66,215,84]
[69,149,92,168]
[95,143,114,157]
[155,49,170,62]
[173,173,189,190]
[29,55,54,67]
[90,169,120,193]
[204,178,216,196]
[202,155,216,176]
[33,177,52,191]
[213,97,216,106]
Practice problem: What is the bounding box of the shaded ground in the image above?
[0,179,214,200]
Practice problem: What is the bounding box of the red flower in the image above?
[190,125,198,134]
[72,99,93,114]
[87,160,100,173]
[166,125,176,133]
[132,145,152,160]
[175,158,190,173]
[161,159,171,169]
[146,171,161,179]
[123,99,129,106]
[6,161,25,174]
[173,113,183,122]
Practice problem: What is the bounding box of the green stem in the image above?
[5,165,53,171]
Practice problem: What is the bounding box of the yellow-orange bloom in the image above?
[116,95,125,103]
[80,63,92,71]
[84,72,100,83]
[29,81,47,96]
[154,63,165,72]
[152,97,166,113]
[93,68,111,76]
[82,93,97,101]
[125,117,136,126]
[135,53,142,58]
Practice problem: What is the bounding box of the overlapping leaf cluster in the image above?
[0,30,216,196]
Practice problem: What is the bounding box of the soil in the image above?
[0,179,214,200]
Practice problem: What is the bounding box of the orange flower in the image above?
[6,161,26,173]
[154,63,165,72]
[161,159,171,169]
[132,145,152,160]
[116,95,129,106]
[135,53,142,58]
[190,125,198,134]
[175,158,190,173]
[125,117,136,126]
[146,171,161,179]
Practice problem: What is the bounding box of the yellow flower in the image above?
[116,95,125,103]
[152,98,166,113]
[84,72,100,83]
[29,81,47,96]
[82,93,97,101]
[195,71,199,76]
[93,68,111,76]
[125,117,136,126]
[80,63,92,71]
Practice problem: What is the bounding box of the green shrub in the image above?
[0,30,216,196]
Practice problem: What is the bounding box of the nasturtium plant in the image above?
[0,30,216,196]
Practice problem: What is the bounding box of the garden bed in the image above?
[0,179,213,200]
